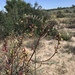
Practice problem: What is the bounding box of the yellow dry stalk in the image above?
[29,33,33,37]
[10,49,13,55]
[58,32,61,36]
[61,38,63,41]
[58,32,64,41]
[20,20,23,23]
[19,48,28,65]
[7,69,11,75]
[23,74,26,75]
[34,26,37,28]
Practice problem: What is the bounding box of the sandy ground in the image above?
[0,28,75,75]
[24,36,75,75]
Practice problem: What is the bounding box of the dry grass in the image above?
[24,36,75,75]
[0,35,75,75]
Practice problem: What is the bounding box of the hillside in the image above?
[45,5,75,29]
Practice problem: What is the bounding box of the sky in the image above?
[0,0,75,11]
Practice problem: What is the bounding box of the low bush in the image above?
[59,29,72,41]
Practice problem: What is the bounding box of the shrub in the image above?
[56,11,65,18]
[59,29,72,41]
[46,20,58,37]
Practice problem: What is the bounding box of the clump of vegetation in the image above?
[56,11,65,18]
[59,29,72,41]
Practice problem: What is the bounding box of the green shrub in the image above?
[51,28,58,36]
[59,29,72,41]
[56,11,65,18]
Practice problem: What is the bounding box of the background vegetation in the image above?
[0,0,75,39]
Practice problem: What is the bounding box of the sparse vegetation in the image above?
[0,0,75,75]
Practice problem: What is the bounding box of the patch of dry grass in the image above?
[0,35,75,75]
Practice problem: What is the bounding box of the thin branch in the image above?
[26,24,56,65]
[27,36,41,65]
[31,39,60,63]
[31,50,57,63]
